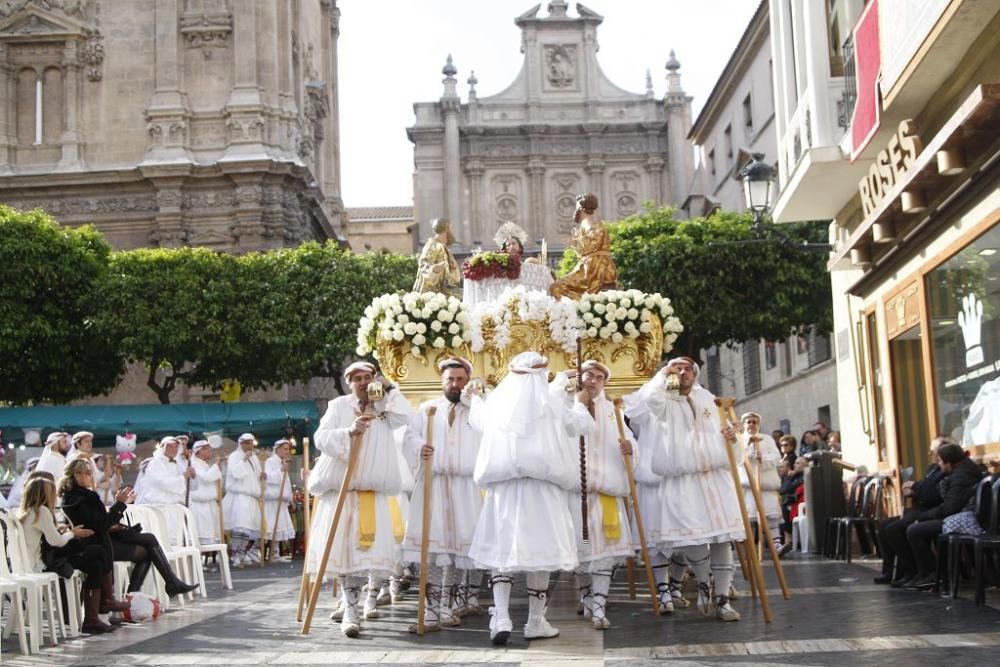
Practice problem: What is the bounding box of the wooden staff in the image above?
[577,336,589,543]
[301,415,370,634]
[416,405,438,635]
[733,541,756,599]
[216,476,225,547]
[612,398,660,616]
[184,449,193,507]
[737,425,790,600]
[268,464,289,563]
[296,436,313,622]
[257,450,268,568]
[714,397,771,623]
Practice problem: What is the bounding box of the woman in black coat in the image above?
[59,459,199,597]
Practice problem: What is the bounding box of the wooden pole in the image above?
[416,406,437,635]
[576,337,589,543]
[301,418,369,634]
[612,398,660,616]
[296,437,313,622]
[733,540,756,599]
[714,397,771,623]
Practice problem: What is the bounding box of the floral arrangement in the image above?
[356,291,468,358]
[578,289,683,349]
[461,250,522,282]
[467,286,578,353]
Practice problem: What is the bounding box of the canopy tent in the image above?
[0,401,320,447]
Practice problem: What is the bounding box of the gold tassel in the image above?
[358,490,376,549]
[599,493,620,541]
[388,496,405,544]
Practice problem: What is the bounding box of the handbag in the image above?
[942,510,985,536]
[40,536,83,579]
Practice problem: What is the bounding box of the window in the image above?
[705,347,722,396]
[808,327,832,367]
[742,93,754,137]
[783,339,794,377]
[707,149,716,178]
[743,339,761,395]
[765,341,777,369]
[724,124,733,161]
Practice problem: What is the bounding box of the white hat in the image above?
[72,431,94,443]
[158,436,179,448]
[23,428,41,445]
[204,430,224,449]
[192,440,211,453]
[741,411,762,422]
[273,438,291,450]
[581,359,611,381]
[509,351,548,374]
[44,432,68,446]
[666,356,700,377]
[175,434,190,443]
[343,361,377,380]
[238,433,257,444]
[437,356,473,375]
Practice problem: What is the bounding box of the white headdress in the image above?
[484,351,551,436]
[493,221,528,248]
[343,361,377,380]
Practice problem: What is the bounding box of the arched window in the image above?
[42,66,63,145]
[16,67,37,145]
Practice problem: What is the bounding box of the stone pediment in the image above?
[188,229,233,246]
[0,5,91,39]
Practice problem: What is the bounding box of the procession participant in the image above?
[67,432,106,493]
[468,351,582,645]
[139,436,190,544]
[189,439,223,545]
[306,361,413,638]
[132,456,154,503]
[401,356,485,633]
[630,357,744,622]
[551,360,635,630]
[95,454,120,505]
[739,412,786,556]
[7,456,41,509]
[224,433,266,567]
[264,438,296,560]
[36,432,70,480]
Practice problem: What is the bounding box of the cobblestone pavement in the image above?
[4,554,1000,666]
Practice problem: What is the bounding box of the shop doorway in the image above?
[890,326,932,474]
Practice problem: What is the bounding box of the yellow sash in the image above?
[388,496,405,544]
[358,490,376,549]
[599,493,620,542]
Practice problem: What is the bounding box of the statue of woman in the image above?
[413,218,461,295]
[549,193,618,299]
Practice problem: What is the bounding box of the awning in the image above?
[0,401,321,446]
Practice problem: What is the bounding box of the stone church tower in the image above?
[0,0,344,251]
[408,1,693,250]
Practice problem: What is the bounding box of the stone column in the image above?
[148,178,188,248]
[644,155,664,203]
[465,159,484,243]
[585,157,605,215]
[527,156,545,242]
[0,44,13,173]
[143,0,191,165]
[442,98,462,237]
[57,40,82,171]
[321,0,344,233]
[230,174,266,252]
[224,0,267,160]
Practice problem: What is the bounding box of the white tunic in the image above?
[264,454,295,542]
[66,448,104,496]
[468,379,582,573]
[139,451,187,505]
[402,396,483,569]
[189,457,223,542]
[35,448,67,482]
[306,390,413,577]
[623,395,667,552]
[738,433,782,521]
[223,449,264,538]
[551,374,635,570]
[632,374,744,549]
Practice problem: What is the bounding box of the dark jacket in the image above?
[780,471,803,506]
[60,484,127,535]
[916,457,983,521]
[911,464,944,511]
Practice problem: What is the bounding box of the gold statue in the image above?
[549,193,618,299]
[413,218,461,294]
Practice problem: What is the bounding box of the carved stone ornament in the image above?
[0,0,91,21]
[0,1,105,80]
[544,44,575,88]
[180,6,233,57]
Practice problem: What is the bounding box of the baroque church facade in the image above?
[408,1,694,251]
[0,0,344,251]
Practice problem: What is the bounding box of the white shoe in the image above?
[524,617,560,640]
[591,616,610,630]
[439,610,461,627]
[659,597,674,615]
[363,596,379,619]
[245,549,261,564]
[376,587,392,606]
[715,596,741,622]
[340,621,360,638]
[489,607,512,645]
[330,602,344,622]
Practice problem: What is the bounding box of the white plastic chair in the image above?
[0,579,30,655]
[178,505,231,592]
[155,505,204,600]
[792,502,809,553]
[123,507,169,609]
[0,513,60,651]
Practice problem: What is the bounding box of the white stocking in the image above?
[525,571,551,623]
[710,542,734,601]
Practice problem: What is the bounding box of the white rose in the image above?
[616,307,628,319]
[397,313,409,324]
[433,337,446,349]
[452,335,463,347]
[612,332,624,344]
[639,322,652,333]
[624,322,636,333]
[594,303,606,314]
[393,329,405,341]
[599,327,609,338]
[583,312,595,322]
[448,323,460,334]
[627,308,639,319]
[404,322,417,335]
[644,296,656,309]
[579,300,592,312]
[621,298,631,308]
[412,334,426,346]
[607,321,618,333]
[416,322,427,334]
[588,327,599,338]
[431,320,443,332]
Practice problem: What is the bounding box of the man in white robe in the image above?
[306,361,413,638]
[630,357,743,622]
[739,412,787,556]
[36,432,70,480]
[189,439,224,545]
[468,351,582,645]
[67,432,108,495]
[551,360,636,630]
[263,439,296,559]
[402,356,485,632]
[224,433,266,567]
[7,456,40,509]
[140,436,190,544]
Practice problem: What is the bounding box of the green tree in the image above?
[0,205,124,404]
[560,206,832,357]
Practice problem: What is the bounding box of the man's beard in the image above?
[445,389,462,404]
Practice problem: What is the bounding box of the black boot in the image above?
[127,559,152,593]
[148,544,199,597]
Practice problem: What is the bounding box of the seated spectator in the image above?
[813,421,831,443]
[780,457,806,546]
[779,435,798,467]
[771,429,785,443]
[901,441,983,590]
[18,471,126,634]
[799,430,827,456]
[828,431,842,454]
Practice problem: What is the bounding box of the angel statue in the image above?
[413,218,461,295]
[549,193,619,299]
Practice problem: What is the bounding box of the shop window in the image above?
[926,224,1000,448]
[866,311,888,463]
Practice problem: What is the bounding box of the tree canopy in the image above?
[0,206,124,404]
[560,206,833,357]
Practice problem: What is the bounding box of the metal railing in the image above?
[839,34,857,130]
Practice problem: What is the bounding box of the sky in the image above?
[337,0,761,207]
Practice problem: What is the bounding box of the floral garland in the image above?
[467,286,578,353]
[356,291,468,358]
[461,250,522,281]
[578,289,684,350]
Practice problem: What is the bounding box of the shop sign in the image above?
[859,119,923,218]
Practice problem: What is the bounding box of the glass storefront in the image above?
[926,223,1000,447]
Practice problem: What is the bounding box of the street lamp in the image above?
[740,152,776,219]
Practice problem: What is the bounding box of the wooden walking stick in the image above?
[296,436,313,622]
[733,541,756,599]
[576,335,589,543]
[737,428,791,600]
[612,398,660,616]
[301,414,371,634]
[184,449,193,508]
[714,397,772,623]
[416,405,438,635]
